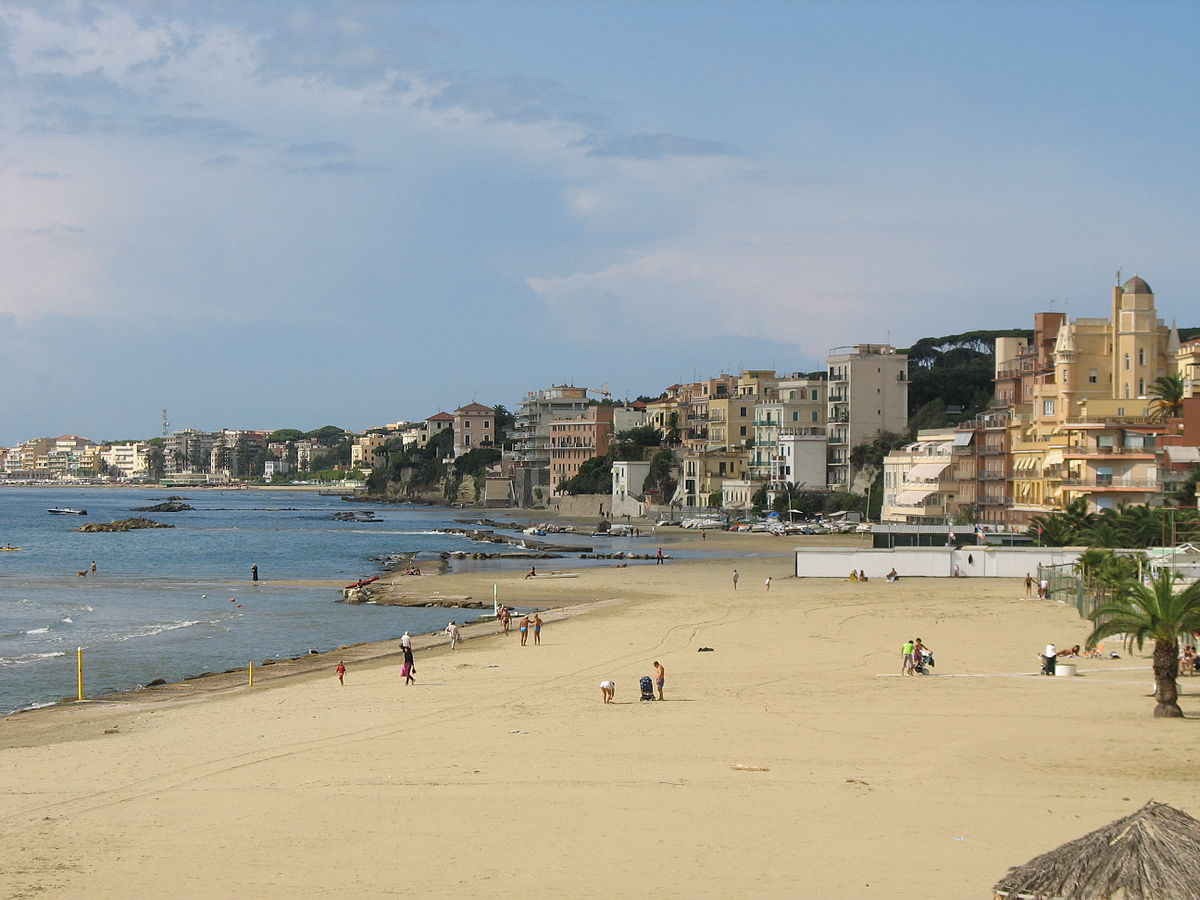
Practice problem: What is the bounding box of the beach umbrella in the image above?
[993,801,1200,900]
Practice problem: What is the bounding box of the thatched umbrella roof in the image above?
[994,802,1200,900]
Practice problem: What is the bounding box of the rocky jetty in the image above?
[76,517,174,533]
[579,551,664,560]
[133,501,195,512]
[441,550,562,560]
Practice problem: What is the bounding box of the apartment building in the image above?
[751,374,827,483]
[453,402,496,457]
[165,429,218,474]
[881,429,958,524]
[100,442,152,479]
[826,344,908,491]
[510,386,592,466]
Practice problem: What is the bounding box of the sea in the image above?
[0,487,649,715]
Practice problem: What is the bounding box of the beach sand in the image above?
[2,542,1198,900]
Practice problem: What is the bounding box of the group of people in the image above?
[1024,573,1052,599]
[600,660,665,703]
[900,637,933,675]
[400,565,422,576]
[848,569,869,582]
[494,606,542,646]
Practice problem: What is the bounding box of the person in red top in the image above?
[335,660,346,685]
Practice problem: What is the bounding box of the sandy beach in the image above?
[2,530,1198,900]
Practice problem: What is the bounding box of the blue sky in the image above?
[2,0,1197,445]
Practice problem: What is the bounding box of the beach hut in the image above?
[993,801,1200,900]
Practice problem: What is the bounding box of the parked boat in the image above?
[47,508,87,515]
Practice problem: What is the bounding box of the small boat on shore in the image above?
[47,508,87,515]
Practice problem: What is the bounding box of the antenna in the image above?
[162,409,169,437]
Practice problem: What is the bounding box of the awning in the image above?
[1043,450,1064,467]
[894,489,936,506]
[953,432,975,446]
[906,461,951,481]
[1165,446,1200,464]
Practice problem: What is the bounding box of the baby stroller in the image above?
[639,675,656,701]
[913,650,935,675]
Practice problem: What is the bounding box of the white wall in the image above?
[795,546,1083,579]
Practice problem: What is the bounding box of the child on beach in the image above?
[336,661,346,685]
[599,680,615,703]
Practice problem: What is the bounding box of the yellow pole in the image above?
[248,662,254,687]
[77,647,84,701]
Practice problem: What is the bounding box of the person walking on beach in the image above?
[401,644,416,684]
[335,660,346,685]
[732,569,739,590]
[446,620,462,650]
[251,564,258,582]
[653,660,666,700]
[499,606,511,635]
[599,680,615,704]
[764,576,772,591]
[532,613,543,646]
[1024,573,1034,596]
[400,631,411,651]
[902,639,915,675]
[519,614,530,646]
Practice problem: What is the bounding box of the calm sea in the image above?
[0,487,627,715]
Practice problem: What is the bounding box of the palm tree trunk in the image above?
[1153,639,1184,717]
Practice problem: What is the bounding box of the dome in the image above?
[1123,275,1152,294]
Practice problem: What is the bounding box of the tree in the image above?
[1148,374,1185,420]
[1088,569,1200,717]
[268,429,304,444]
[145,445,166,481]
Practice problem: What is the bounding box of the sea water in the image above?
[0,487,629,715]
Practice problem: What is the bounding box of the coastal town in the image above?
[5,275,1199,533]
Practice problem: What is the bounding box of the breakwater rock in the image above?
[579,551,665,560]
[133,501,195,512]
[441,551,563,560]
[76,517,174,533]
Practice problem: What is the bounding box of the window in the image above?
[1138,378,1145,395]
[1124,384,1130,399]
[1043,399,1055,416]
[788,390,796,400]
[811,411,819,422]
[792,412,799,422]
[1062,368,1069,384]
[1138,348,1145,366]
[811,389,819,400]
[1088,369,1098,384]
[1124,354,1130,370]
[739,426,747,437]
[739,407,747,417]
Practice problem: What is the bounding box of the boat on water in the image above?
[47,508,87,515]
[0,546,21,551]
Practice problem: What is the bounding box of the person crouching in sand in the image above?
[599,680,615,703]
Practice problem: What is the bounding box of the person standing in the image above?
[656,547,664,565]
[653,661,666,700]
[518,615,530,647]
[1043,642,1057,676]
[335,660,346,685]
[399,631,411,651]
[732,569,739,590]
[902,639,915,676]
[446,620,462,650]
[90,561,97,575]
[499,606,511,635]
[532,613,543,646]
[401,644,416,685]
[251,564,259,582]
[1024,573,1034,596]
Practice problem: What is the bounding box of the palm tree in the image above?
[1148,374,1185,420]
[1087,569,1200,717]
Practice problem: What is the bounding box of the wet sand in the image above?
[2,533,1198,899]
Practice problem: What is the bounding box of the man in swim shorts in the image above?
[532,613,543,646]
[519,615,530,646]
[599,680,615,703]
[653,660,665,700]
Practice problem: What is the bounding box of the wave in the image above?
[64,603,93,612]
[24,627,49,635]
[112,619,206,643]
[0,650,67,667]
[61,617,73,624]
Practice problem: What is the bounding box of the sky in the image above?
[2,0,1198,445]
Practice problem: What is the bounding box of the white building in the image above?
[827,344,909,491]
[881,429,957,524]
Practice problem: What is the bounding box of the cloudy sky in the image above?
[2,1,1197,445]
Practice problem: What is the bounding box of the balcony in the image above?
[978,446,1006,456]
[1061,478,1159,490]
[1063,445,1157,458]
[978,495,1012,506]
[979,471,1007,481]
